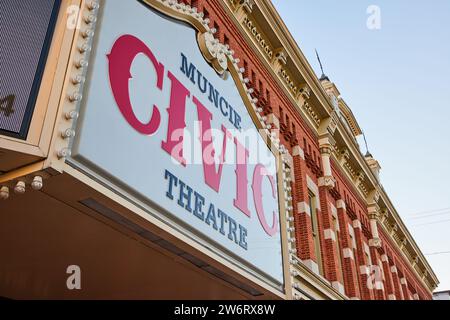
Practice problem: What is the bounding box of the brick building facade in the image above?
[178,0,438,299]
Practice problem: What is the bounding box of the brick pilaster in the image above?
[318,186,344,293]
[336,200,360,299]
[292,147,317,269]
[381,254,396,300]
[369,247,386,300]
[390,263,405,300]
[353,220,374,300]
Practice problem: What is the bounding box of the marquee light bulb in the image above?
[61,128,76,139]
[84,14,97,24]
[71,74,85,85]
[78,43,91,53]
[14,181,26,194]
[57,148,72,159]
[31,176,43,191]
[81,28,95,39]
[86,0,99,11]
[0,186,9,200]
[65,110,79,120]
[75,59,88,69]
[68,92,83,102]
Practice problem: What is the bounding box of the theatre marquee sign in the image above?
[71,0,284,285]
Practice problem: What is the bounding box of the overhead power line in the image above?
[408,207,450,217]
[425,251,450,256]
[410,218,450,228]
[408,210,450,220]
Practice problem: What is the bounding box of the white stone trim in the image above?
[388,294,396,300]
[336,199,346,210]
[360,265,369,275]
[400,277,407,285]
[353,219,362,229]
[343,248,354,260]
[324,228,336,241]
[375,281,385,291]
[350,297,360,300]
[413,293,419,300]
[331,205,337,217]
[302,259,320,276]
[391,266,398,274]
[292,145,305,160]
[332,281,346,295]
[297,202,311,216]
[381,254,388,262]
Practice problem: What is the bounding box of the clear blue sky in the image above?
[272,0,450,291]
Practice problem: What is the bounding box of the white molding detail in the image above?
[375,281,385,291]
[388,294,396,300]
[381,254,388,262]
[400,277,407,285]
[292,145,305,160]
[324,228,336,241]
[343,248,354,260]
[359,265,369,275]
[297,202,311,216]
[353,219,362,229]
[336,199,346,210]
[391,266,398,274]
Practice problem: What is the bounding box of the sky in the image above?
[271,0,450,291]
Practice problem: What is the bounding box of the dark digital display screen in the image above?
[0,0,61,139]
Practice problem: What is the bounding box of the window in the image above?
[333,215,344,283]
[309,191,323,275]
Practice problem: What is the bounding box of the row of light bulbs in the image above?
[0,176,44,200]
[57,1,99,160]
